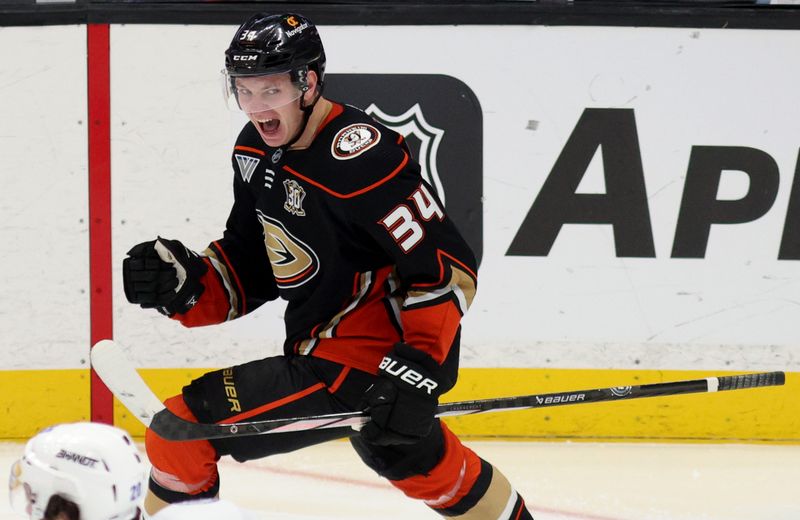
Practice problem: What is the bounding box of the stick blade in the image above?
[91,339,165,427]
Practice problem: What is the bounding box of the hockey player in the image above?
[122,12,534,519]
[8,422,147,520]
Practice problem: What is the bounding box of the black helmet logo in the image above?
[225,13,326,85]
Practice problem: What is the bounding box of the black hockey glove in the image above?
[122,237,207,316]
[360,342,445,446]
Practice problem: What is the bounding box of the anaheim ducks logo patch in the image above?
[331,123,381,160]
[257,211,320,288]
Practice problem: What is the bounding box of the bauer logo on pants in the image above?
[325,74,483,265]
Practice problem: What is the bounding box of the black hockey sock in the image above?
[147,475,220,505]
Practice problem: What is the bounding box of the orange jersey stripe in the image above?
[514,499,527,520]
[310,339,392,376]
[314,102,345,137]
[327,366,351,394]
[283,152,409,199]
[234,145,265,156]
[222,382,326,423]
[277,263,316,284]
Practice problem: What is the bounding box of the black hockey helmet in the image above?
[224,13,326,92]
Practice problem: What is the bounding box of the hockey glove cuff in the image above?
[122,237,207,316]
[360,342,444,446]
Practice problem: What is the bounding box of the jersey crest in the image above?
[331,123,381,160]
[257,211,319,288]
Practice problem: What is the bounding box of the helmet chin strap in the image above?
[280,87,322,152]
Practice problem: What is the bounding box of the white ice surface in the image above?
[2,440,798,520]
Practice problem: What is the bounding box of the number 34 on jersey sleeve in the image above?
[357,166,478,369]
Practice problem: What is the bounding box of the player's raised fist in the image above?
[122,237,207,316]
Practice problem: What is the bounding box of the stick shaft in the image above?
[437,371,785,416]
[91,340,785,442]
[150,372,785,441]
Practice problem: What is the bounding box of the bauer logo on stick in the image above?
[535,393,586,405]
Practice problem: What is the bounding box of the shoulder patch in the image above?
[331,123,381,160]
[235,154,261,183]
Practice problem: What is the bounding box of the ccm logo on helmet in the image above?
[233,55,258,61]
[379,356,439,395]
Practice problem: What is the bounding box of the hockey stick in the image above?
[91,340,786,442]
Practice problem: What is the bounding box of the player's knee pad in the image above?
[350,418,445,481]
[145,395,220,502]
[380,421,481,504]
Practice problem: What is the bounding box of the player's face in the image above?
[234,74,306,148]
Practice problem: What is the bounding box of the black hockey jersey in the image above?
[175,102,477,379]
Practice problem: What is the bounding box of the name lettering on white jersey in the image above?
[235,154,260,183]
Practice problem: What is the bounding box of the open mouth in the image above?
[257,118,280,135]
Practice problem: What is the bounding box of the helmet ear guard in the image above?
[291,67,310,93]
